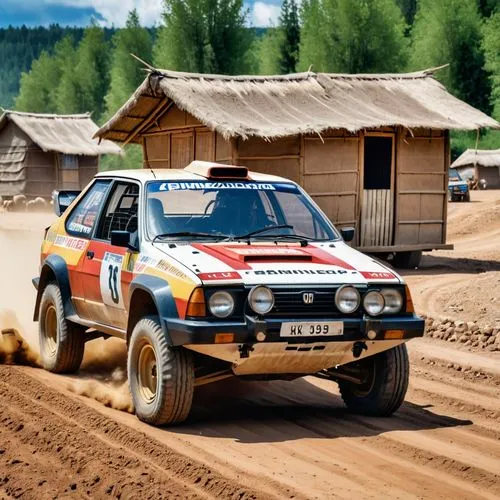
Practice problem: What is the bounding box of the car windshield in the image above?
[146,180,339,241]
[449,168,462,181]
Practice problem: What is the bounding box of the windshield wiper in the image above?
[232,224,294,240]
[152,231,228,242]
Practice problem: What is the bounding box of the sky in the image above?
[0,0,283,28]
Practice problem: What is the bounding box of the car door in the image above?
[64,179,112,319]
[78,181,140,330]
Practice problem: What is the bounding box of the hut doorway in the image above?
[360,134,395,246]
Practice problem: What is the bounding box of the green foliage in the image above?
[298,0,408,73]
[104,10,153,119]
[482,11,500,119]
[100,144,143,171]
[254,28,284,74]
[153,0,253,74]
[396,0,417,26]
[410,0,491,114]
[15,50,59,112]
[476,0,500,17]
[279,0,301,73]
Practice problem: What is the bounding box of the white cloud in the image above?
[251,2,281,27]
[45,0,164,27]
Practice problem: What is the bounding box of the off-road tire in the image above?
[339,344,409,416]
[393,251,422,269]
[128,316,194,426]
[38,281,85,373]
[463,192,471,202]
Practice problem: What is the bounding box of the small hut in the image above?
[0,111,122,199]
[95,68,499,265]
[451,148,500,188]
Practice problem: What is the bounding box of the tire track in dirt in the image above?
[0,366,286,500]
[2,360,500,499]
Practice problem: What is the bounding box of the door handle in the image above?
[86,250,94,260]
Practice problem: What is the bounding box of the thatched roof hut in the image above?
[95,68,499,266]
[0,111,121,198]
[451,148,500,188]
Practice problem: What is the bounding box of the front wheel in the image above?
[38,282,85,373]
[128,316,194,425]
[338,344,409,416]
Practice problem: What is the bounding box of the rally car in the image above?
[448,167,470,202]
[33,161,424,425]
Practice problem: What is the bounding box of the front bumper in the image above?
[165,314,425,346]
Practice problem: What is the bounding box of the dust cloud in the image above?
[0,211,133,413]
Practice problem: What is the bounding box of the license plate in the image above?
[280,321,343,337]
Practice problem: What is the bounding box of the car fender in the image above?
[33,254,76,321]
[127,275,179,345]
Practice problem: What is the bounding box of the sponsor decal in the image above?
[361,271,396,280]
[229,247,303,256]
[54,235,87,251]
[198,271,241,281]
[157,259,190,281]
[247,269,356,276]
[133,255,158,273]
[155,182,276,192]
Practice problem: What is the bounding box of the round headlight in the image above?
[381,289,403,314]
[363,291,385,316]
[208,291,234,318]
[248,286,274,315]
[335,285,360,314]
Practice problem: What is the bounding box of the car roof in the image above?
[95,168,293,184]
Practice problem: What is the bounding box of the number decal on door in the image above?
[100,252,124,308]
[108,264,120,304]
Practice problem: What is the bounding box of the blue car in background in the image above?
[448,168,470,202]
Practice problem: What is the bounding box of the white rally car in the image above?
[35,161,424,425]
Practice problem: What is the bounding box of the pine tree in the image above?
[279,0,301,73]
[298,0,330,71]
[410,0,491,114]
[53,36,79,114]
[153,0,253,74]
[104,10,153,119]
[73,21,110,119]
[299,0,407,73]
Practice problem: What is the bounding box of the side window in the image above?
[66,180,110,238]
[96,182,140,241]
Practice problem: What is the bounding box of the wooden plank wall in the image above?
[302,132,360,233]
[234,136,301,182]
[395,128,447,245]
[25,149,56,198]
[360,189,393,246]
[141,105,234,168]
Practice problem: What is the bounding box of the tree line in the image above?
[9,0,500,166]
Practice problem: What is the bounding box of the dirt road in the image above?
[0,192,499,499]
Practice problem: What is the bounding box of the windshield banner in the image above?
[151,181,278,192]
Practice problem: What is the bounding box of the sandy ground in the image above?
[0,192,499,499]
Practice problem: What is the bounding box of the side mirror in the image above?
[53,190,80,216]
[111,230,130,248]
[340,227,355,243]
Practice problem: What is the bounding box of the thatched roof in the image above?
[451,148,500,169]
[95,68,500,143]
[0,111,122,155]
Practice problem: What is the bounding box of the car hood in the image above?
[449,180,468,187]
[154,241,403,286]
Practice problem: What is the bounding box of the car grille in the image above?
[269,288,355,317]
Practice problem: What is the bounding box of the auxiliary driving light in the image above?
[256,331,266,342]
[363,291,385,316]
[208,291,235,318]
[248,286,274,315]
[335,285,360,314]
[367,329,377,340]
